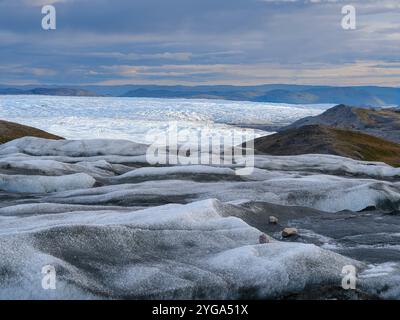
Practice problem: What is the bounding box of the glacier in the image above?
[0,95,332,143]
[0,199,362,299]
[0,96,399,299]
[0,136,399,299]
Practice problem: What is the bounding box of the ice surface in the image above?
[0,203,140,216]
[42,175,400,213]
[1,137,398,212]
[0,95,330,143]
[0,137,149,157]
[0,173,96,193]
[359,262,400,299]
[251,154,400,180]
[0,158,121,178]
[114,165,236,180]
[0,199,361,299]
[0,128,399,298]
[202,242,358,298]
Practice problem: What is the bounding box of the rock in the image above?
[269,216,279,224]
[0,119,63,144]
[259,234,269,244]
[282,228,298,238]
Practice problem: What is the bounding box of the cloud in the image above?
[0,65,56,76]
[87,61,400,87]
[87,51,193,62]
[23,0,72,6]
[0,0,399,86]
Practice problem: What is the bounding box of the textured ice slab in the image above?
[0,173,96,193]
[113,165,236,181]
[44,176,400,212]
[0,158,122,178]
[251,154,400,180]
[0,137,149,157]
[0,199,361,299]
[1,137,400,211]
[0,203,139,216]
[359,263,400,299]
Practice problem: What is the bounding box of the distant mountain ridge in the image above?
[119,85,400,106]
[0,87,99,97]
[1,84,399,106]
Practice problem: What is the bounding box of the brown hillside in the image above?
[282,104,400,144]
[0,120,64,144]
[253,125,400,167]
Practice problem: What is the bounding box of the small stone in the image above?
[282,228,298,238]
[269,216,278,224]
[259,234,269,244]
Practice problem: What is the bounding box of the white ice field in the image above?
[0,95,332,143]
[0,95,399,299]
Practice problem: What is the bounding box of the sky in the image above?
[0,0,399,87]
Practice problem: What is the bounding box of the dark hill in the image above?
[0,120,63,144]
[282,104,400,144]
[253,125,400,167]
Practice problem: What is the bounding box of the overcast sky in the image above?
[0,0,399,86]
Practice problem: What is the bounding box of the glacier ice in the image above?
[0,135,399,299]
[0,137,149,157]
[0,137,398,212]
[0,95,331,143]
[0,173,96,193]
[0,199,362,299]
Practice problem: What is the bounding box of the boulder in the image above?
[269,216,279,224]
[259,234,269,244]
[282,228,298,238]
